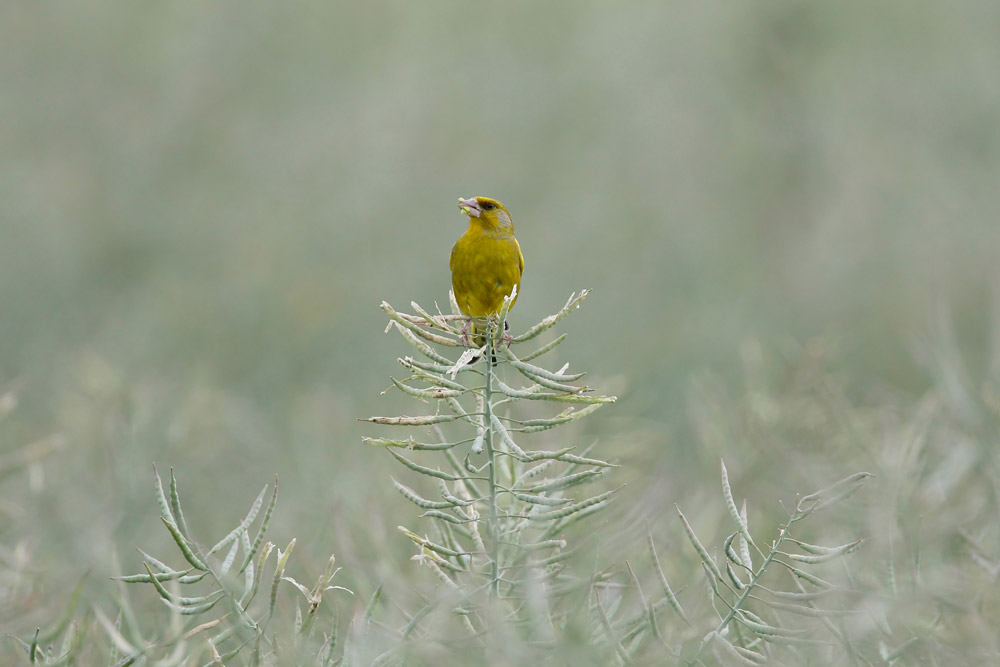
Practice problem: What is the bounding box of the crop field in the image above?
[2,2,999,665]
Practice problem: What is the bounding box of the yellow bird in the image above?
[450,196,524,344]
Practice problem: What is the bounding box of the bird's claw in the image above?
[460,319,473,347]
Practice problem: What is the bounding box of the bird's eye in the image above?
[482,202,495,210]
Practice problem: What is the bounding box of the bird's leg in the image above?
[460,317,473,347]
[501,319,513,348]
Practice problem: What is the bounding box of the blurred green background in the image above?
[3,0,999,651]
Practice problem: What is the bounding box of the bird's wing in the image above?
[515,238,524,276]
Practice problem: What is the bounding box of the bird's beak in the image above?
[457,197,481,218]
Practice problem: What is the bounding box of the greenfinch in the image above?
[450,196,524,319]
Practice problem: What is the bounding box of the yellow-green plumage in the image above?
[450,196,524,318]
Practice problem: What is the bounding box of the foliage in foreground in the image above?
[12,465,351,666]
[3,297,1000,665]
[363,289,618,630]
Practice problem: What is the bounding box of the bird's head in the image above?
[458,196,513,230]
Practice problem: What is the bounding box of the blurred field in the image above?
[2,1,999,663]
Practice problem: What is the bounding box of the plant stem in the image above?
[483,319,500,598]
[688,513,801,664]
